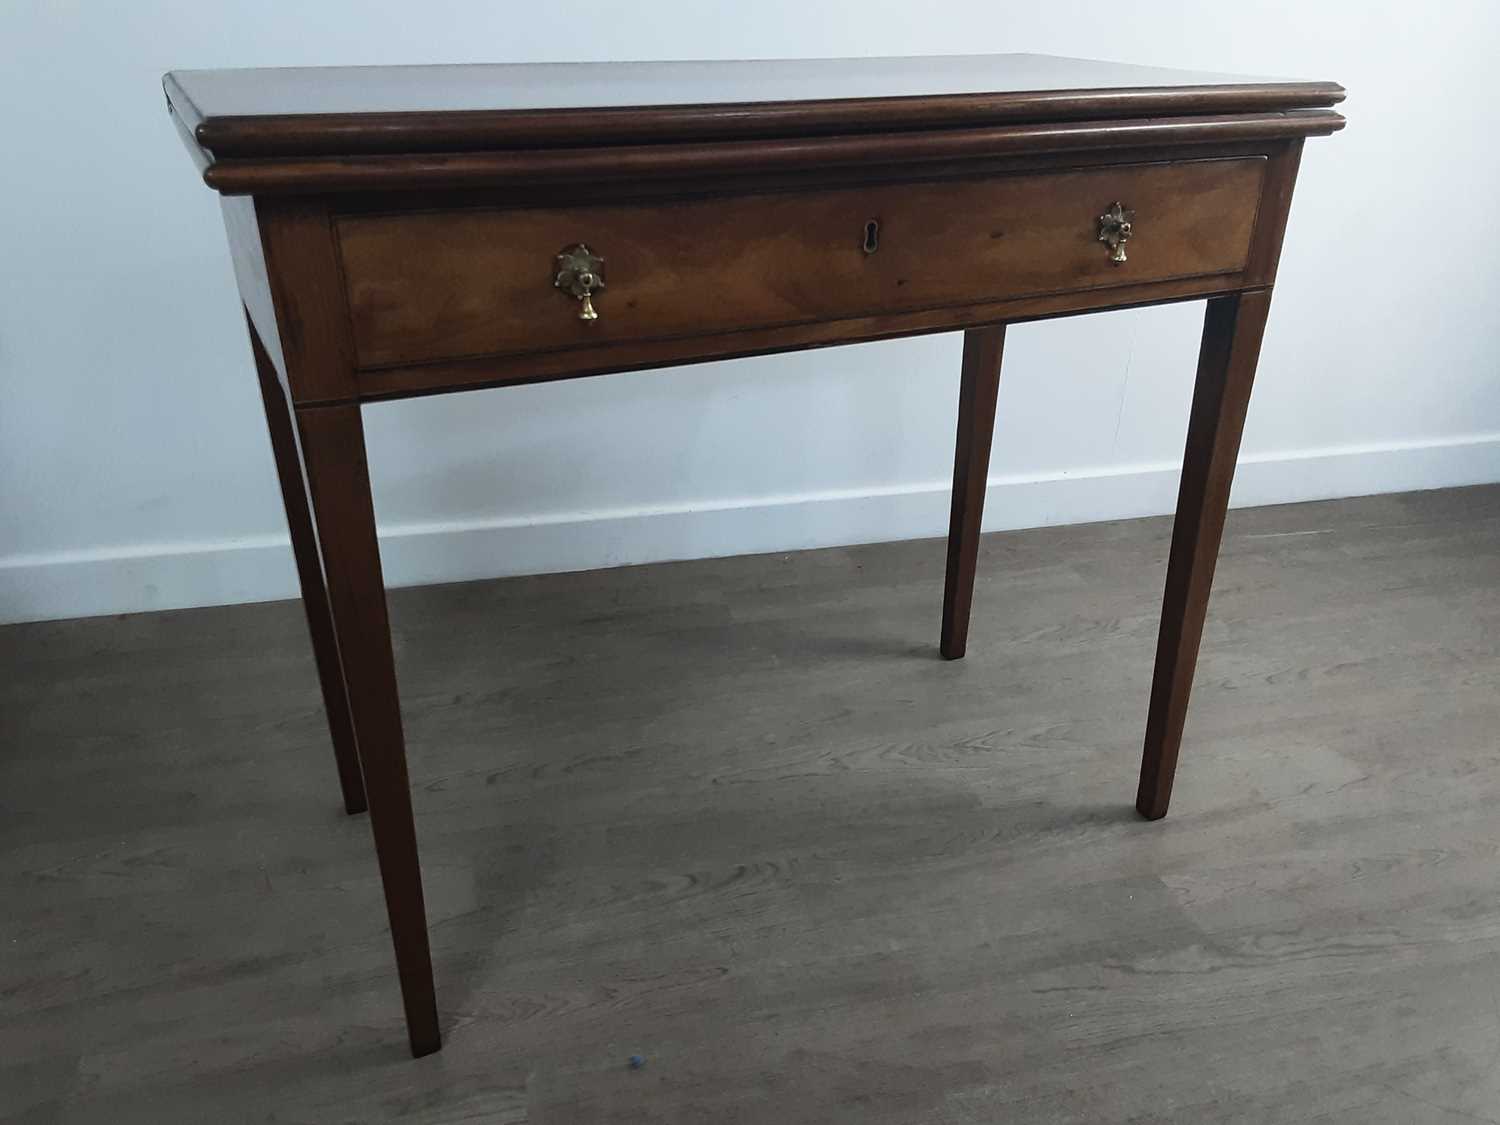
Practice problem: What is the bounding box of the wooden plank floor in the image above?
[4,485,1500,1124]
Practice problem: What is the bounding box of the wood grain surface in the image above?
[941,327,1006,661]
[1139,290,1272,819]
[295,403,440,1057]
[337,159,1263,370]
[5,485,1497,1122]
[197,112,1342,196]
[247,316,366,816]
[164,55,1343,158]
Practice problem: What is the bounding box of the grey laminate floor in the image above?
[4,485,1500,1124]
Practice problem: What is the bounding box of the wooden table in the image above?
[164,54,1345,1057]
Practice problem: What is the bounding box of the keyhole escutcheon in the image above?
[862,219,880,254]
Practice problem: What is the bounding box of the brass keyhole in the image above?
[862,219,880,254]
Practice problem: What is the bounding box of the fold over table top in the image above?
[164,54,1345,194]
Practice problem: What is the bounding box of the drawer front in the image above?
[337,158,1265,370]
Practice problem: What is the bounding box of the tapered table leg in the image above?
[941,326,1007,660]
[1137,290,1272,821]
[246,317,368,815]
[295,402,441,1057]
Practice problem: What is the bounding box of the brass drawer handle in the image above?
[1097,202,1135,264]
[553,244,605,321]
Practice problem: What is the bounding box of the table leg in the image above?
[246,317,367,815]
[1137,289,1272,820]
[295,402,441,1057]
[941,325,1006,660]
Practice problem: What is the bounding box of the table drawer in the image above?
[336,158,1265,370]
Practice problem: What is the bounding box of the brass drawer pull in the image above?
[553,244,605,320]
[1097,202,1134,264]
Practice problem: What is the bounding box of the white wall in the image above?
[3,1,1499,624]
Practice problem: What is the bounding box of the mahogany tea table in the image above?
[163,54,1345,1056]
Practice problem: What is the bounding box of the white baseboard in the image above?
[4,434,1498,625]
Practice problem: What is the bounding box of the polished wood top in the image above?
[165,55,1344,196]
[165,54,1344,159]
[169,55,1323,118]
